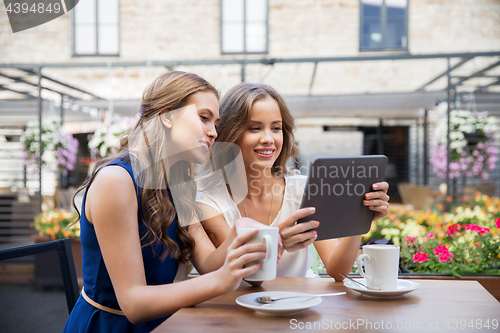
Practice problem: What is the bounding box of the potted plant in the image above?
[31,209,82,286]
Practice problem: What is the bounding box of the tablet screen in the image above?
[297,155,387,240]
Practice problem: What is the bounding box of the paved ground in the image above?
[0,284,69,333]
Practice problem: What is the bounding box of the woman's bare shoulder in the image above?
[86,165,137,214]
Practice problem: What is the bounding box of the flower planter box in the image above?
[398,274,500,302]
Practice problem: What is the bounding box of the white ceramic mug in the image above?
[356,245,400,291]
[236,227,279,281]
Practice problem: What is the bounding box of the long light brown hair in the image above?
[72,71,219,263]
[215,83,298,176]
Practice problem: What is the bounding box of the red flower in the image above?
[413,252,429,264]
[446,223,461,237]
[434,245,449,257]
[474,243,481,247]
[405,236,417,246]
[464,224,478,232]
[464,224,491,235]
[478,227,490,236]
[496,218,500,229]
[439,252,454,263]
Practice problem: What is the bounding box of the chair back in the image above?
[0,238,80,332]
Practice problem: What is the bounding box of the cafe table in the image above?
[153,277,500,332]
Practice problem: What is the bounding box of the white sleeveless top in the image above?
[196,174,315,277]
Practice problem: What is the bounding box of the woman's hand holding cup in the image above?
[216,228,268,292]
[235,217,283,264]
[236,226,280,281]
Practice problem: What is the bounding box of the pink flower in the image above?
[434,245,449,257]
[496,218,500,229]
[478,227,490,236]
[474,243,481,247]
[464,224,479,232]
[405,236,417,246]
[413,252,429,264]
[428,233,435,239]
[446,223,461,237]
[439,252,454,263]
[464,224,491,235]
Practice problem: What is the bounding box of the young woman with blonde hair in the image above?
[197,83,390,282]
[63,72,267,332]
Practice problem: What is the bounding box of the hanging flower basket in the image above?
[88,115,139,158]
[21,117,79,176]
[430,110,498,180]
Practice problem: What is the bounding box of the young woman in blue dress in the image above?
[197,83,390,283]
[63,72,267,332]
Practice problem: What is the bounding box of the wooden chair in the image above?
[397,183,434,210]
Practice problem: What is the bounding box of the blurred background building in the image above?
[0,0,499,215]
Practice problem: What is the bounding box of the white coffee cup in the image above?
[356,245,400,291]
[236,227,279,281]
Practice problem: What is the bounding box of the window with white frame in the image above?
[360,0,408,51]
[73,0,119,56]
[221,0,268,54]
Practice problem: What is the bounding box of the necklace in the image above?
[241,176,275,225]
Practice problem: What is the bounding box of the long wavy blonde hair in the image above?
[73,71,219,263]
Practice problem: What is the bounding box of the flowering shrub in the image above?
[430,110,498,180]
[88,115,139,158]
[362,193,500,276]
[21,117,79,175]
[32,208,80,240]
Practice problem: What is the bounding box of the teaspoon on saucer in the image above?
[256,292,346,304]
[339,273,381,290]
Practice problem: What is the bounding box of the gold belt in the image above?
[81,287,125,316]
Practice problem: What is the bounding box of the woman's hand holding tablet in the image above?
[297,156,389,241]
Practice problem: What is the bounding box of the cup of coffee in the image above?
[356,245,400,291]
[236,227,279,281]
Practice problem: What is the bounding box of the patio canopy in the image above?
[1,51,500,212]
[4,90,500,124]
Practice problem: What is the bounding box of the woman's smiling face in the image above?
[236,95,283,173]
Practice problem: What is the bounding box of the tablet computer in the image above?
[297,155,388,241]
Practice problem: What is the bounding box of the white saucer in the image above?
[343,278,421,299]
[236,291,322,316]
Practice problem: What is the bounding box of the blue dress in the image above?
[63,157,181,333]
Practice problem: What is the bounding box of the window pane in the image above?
[387,0,407,17]
[75,25,96,54]
[246,0,267,21]
[245,22,266,52]
[98,0,119,24]
[222,0,244,22]
[98,25,119,54]
[222,22,244,53]
[361,19,382,49]
[385,18,406,48]
[75,0,95,24]
[361,0,382,18]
